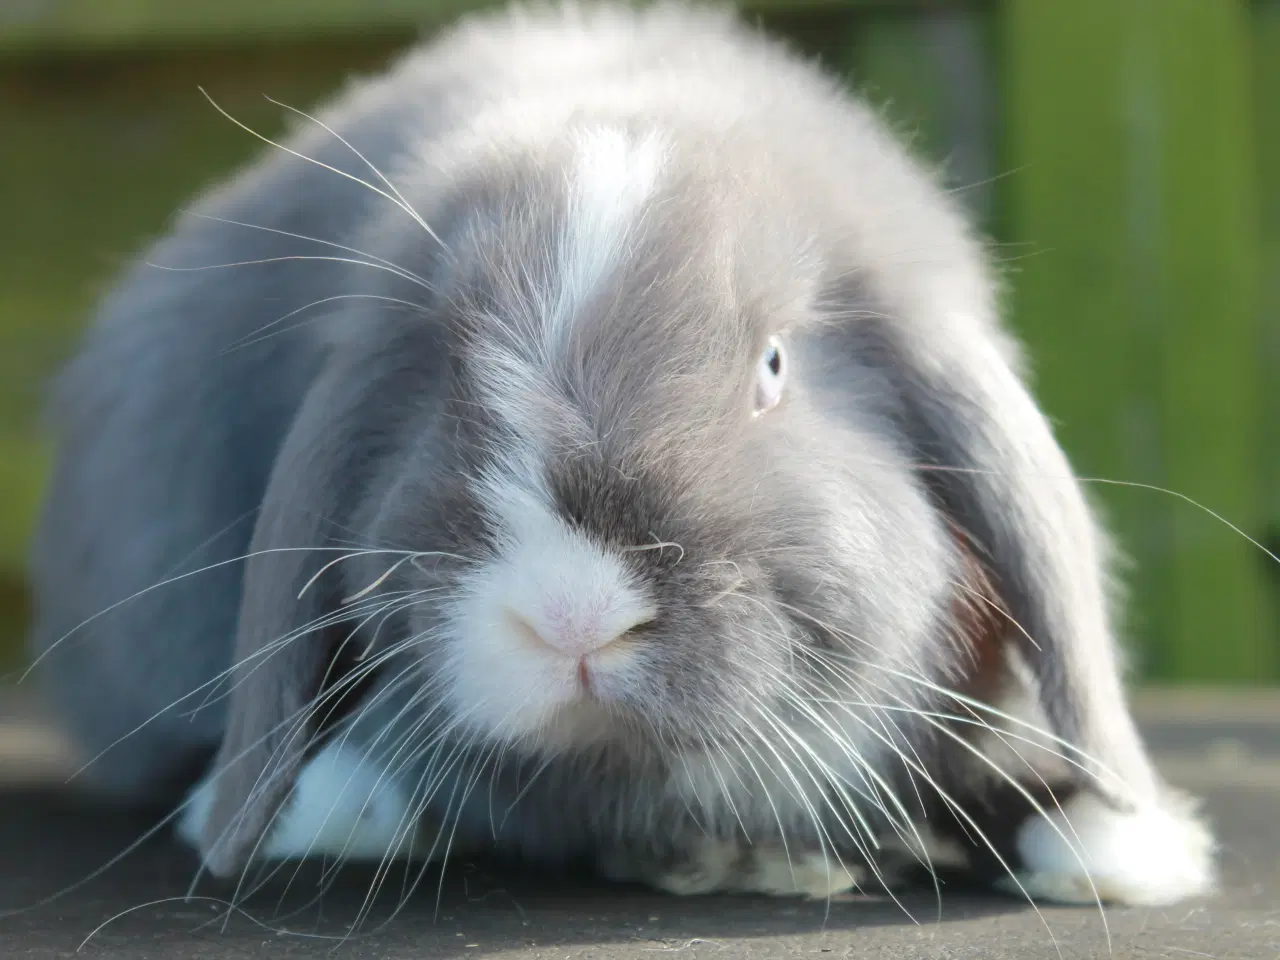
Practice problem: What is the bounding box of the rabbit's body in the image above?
[30,1,1212,907]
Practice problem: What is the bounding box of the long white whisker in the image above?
[67,586,440,786]
[261,95,450,253]
[866,676,1108,954]
[735,691,919,916]
[197,88,447,254]
[144,253,437,296]
[776,601,1121,792]
[22,546,435,678]
[220,294,426,356]
[183,212,436,288]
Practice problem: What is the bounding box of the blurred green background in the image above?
[1,0,1276,684]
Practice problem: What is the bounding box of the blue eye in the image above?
[764,344,782,376]
[753,336,786,416]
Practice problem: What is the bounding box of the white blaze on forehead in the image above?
[543,124,668,350]
[467,125,666,449]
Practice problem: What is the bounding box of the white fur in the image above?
[446,478,656,746]
[997,790,1216,906]
[545,125,666,344]
[177,739,429,865]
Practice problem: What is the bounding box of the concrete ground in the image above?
[0,688,1276,960]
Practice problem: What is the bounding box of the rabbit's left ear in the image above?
[874,304,1220,904]
[865,300,1163,809]
[194,348,409,878]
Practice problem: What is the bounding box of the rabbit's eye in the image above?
[753,336,786,416]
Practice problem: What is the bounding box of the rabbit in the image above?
[28,0,1215,908]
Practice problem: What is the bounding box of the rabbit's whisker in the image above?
[197,88,448,254]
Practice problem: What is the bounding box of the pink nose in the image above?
[503,605,648,658]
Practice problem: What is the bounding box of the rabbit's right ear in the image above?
[193,344,414,878]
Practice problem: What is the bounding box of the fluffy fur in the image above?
[28,0,1213,909]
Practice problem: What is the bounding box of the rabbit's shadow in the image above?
[0,784,1066,957]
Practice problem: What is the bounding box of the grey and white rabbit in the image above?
[27,0,1213,907]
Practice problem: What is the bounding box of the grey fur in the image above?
[29,0,1187,896]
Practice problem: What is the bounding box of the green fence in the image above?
[1,0,1276,683]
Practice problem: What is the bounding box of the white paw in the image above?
[176,739,433,865]
[740,847,864,899]
[996,790,1216,907]
[647,839,863,899]
[174,770,218,852]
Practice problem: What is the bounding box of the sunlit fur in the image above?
[27,0,1215,928]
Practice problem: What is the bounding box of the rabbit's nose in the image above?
[502,600,653,658]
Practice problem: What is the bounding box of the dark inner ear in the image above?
[944,518,1011,706]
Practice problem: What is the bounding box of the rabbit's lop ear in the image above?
[193,359,391,878]
[871,302,1158,804]
[871,289,1215,903]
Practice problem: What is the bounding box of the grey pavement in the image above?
[0,688,1276,959]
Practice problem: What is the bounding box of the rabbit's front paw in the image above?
[604,838,864,899]
[177,739,438,866]
[996,790,1216,907]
